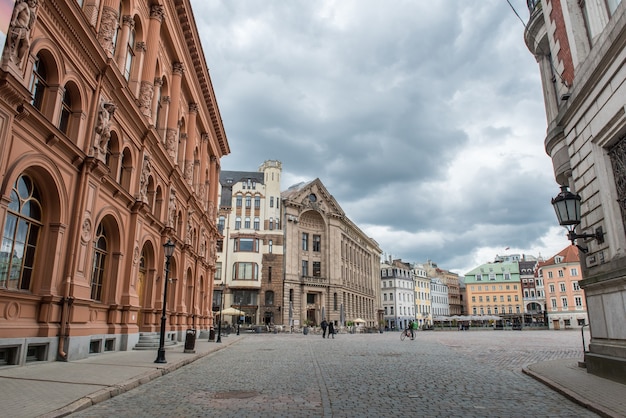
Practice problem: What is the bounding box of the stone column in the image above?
[138,5,165,119]
[151,76,163,127]
[185,103,198,186]
[199,133,209,203]
[165,62,184,161]
[208,156,218,218]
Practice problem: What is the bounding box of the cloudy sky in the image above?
[190,0,569,275]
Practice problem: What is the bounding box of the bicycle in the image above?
[400,328,415,341]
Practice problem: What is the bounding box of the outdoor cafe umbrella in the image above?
[353,318,366,324]
[219,307,245,316]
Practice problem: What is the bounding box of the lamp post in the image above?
[216,288,224,343]
[551,186,604,249]
[237,297,242,335]
[155,239,175,364]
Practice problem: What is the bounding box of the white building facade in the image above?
[525,0,626,383]
[430,278,449,318]
[381,259,415,330]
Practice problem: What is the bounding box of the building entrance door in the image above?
[307,309,316,326]
[264,312,272,325]
[553,319,560,330]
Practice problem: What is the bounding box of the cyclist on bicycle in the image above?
[408,320,415,340]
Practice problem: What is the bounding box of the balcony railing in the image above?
[301,275,328,286]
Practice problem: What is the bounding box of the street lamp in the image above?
[216,288,224,343]
[237,297,242,335]
[551,186,604,250]
[155,239,175,364]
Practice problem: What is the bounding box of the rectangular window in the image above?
[549,284,555,293]
[233,262,257,280]
[254,218,260,230]
[476,274,482,281]
[236,196,242,207]
[313,261,321,277]
[575,296,582,307]
[570,268,578,276]
[270,197,274,207]
[551,298,557,308]
[302,233,309,251]
[559,283,566,292]
[215,262,222,280]
[244,217,251,229]
[313,235,321,252]
[562,297,568,308]
[503,273,510,280]
[302,260,308,276]
[558,270,564,277]
[548,271,553,278]
[268,266,272,282]
[573,281,580,291]
[307,293,316,304]
[255,196,261,208]
[235,238,257,252]
[268,239,273,254]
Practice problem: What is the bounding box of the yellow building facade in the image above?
[464,262,523,323]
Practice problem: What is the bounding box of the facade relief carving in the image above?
[165,128,178,160]
[97,6,119,56]
[150,4,165,21]
[138,80,154,118]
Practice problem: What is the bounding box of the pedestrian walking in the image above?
[321,318,328,338]
[328,321,335,339]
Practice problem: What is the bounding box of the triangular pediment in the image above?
[282,178,345,217]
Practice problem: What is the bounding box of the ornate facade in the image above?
[215,160,284,327]
[0,0,229,365]
[525,0,626,383]
[282,179,382,329]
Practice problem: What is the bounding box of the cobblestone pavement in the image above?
[72,330,597,417]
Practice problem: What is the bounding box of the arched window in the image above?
[124,19,135,80]
[58,89,72,134]
[30,56,48,110]
[0,174,42,290]
[91,223,108,301]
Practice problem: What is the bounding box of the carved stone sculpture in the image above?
[94,98,116,161]
[7,0,38,66]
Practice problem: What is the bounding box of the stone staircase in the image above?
[133,332,177,350]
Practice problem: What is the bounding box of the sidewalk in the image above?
[0,334,244,418]
[523,358,626,418]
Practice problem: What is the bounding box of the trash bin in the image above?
[303,326,309,335]
[209,328,215,341]
[184,329,196,353]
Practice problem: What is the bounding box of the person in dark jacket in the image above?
[328,321,335,339]
[321,319,328,338]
